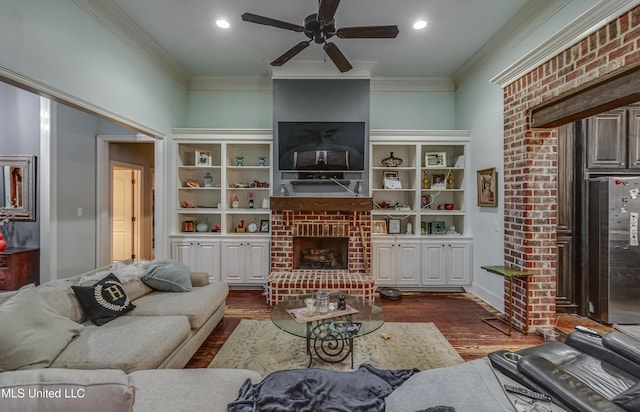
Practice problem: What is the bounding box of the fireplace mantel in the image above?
[270,197,373,212]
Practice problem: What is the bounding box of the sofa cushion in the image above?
[50,315,191,373]
[0,368,134,412]
[71,274,135,326]
[130,368,262,412]
[121,277,154,301]
[131,282,229,329]
[33,279,85,323]
[0,288,83,371]
[142,259,192,292]
[190,271,210,287]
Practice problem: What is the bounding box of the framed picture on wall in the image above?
[477,167,497,207]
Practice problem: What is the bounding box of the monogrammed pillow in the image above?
[71,274,135,326]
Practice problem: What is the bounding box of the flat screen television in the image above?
[277,121,366,172]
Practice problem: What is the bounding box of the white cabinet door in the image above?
[447,241,472,285]
[194,240,221,282]
[245,240,269,283]
[421,242,446,285]
[221,241,244,283]
[372,242,394,286]
[395,241,420,286]
[371,240,420,286]
[421,240,472,286]
[171,238,221,282]
[221,238,269,283]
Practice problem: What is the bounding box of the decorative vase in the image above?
[0,233,5,251]
[381,152,403,167]
[196,221,209,232]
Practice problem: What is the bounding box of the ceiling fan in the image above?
[241,0,399,73]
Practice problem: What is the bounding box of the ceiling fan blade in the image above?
[323,41,353,73]
[241,13,304,32]
[271,41,311,66]
[318,0,341,23]
[337,25,399,39]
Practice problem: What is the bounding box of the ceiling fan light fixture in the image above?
[216,19,230,29]
[413,20,427,30]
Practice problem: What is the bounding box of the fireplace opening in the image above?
[293,237,349,270]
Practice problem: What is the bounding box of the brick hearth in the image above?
[266,197,375,305]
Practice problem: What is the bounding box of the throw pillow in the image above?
[142,259,192,292]
[71,274,135,326]
[0,288,84,371]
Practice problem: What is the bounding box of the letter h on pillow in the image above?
[72,274,135,326]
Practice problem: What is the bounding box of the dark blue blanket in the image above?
[228,364,419,412]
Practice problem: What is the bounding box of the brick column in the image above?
[502,5,640,331]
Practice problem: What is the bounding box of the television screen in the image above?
[278,121,366,171]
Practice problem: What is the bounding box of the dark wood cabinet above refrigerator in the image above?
[586,105,640,170]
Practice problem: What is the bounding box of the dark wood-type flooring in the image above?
[186,290,615,368]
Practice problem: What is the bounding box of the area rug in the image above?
[208,319,464,376]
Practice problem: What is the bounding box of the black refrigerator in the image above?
[588,176,640,324]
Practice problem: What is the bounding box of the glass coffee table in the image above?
[271,293,384,368]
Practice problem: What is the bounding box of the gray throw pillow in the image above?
[143,259,192,292]
[0,288,83,371]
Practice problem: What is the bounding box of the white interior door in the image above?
[112,164,142,262]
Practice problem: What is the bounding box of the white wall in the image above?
[0,0,187,136]
[455,0,599,310]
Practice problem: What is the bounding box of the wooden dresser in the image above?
[0,248,40,290]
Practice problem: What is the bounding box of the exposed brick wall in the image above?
[503,5,640,332]
[270,210,371,273]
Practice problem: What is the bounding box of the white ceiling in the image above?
[108,0,530,78]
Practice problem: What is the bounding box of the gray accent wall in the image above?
[0,82,40,249]
[272,79,370,196]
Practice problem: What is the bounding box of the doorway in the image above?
[111,163,142,262]
[97,135,161,266]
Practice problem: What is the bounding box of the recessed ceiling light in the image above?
[216,19,230,29]
[413,20,427,30]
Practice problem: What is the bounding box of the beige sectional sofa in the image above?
[0,367,262,412]
[0,260,228,373]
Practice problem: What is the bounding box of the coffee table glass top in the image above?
[271,294,384,339]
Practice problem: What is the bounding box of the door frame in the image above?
[96,134,164,267]
[111,161,143,262]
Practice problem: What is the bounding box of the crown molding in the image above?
[491,0,640,87]
[189,76,273,92]
[370,77,456,92]
[187,75,456,92]
[269,60,377,79]
[455,0,570,83]
[72,0,189,87]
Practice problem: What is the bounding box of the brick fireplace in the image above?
[266,197,376,305]
[500,5,640,332]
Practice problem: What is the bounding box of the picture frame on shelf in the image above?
[195,150,212,166]
[388,218,401,234]
[425,152,446,168]
[260,219,270,232]
[477,167,497,207]
[431,174,446,189]
[383,171,402,189]
[372,219,387,235]
[432,221,446,235]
